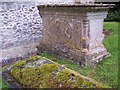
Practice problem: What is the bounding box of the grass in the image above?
[96,22,119,88]
[1,22,119,88]
[1,82,8,90]
[95,22,119,87]
[0,69,8,90]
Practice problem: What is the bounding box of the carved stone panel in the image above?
[38,18,83,63]
[44,19,72,47]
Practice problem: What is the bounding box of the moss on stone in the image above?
[28,55,41,61]
[10,63,59,88]
[56,69,72,82]
[10,67,22,81]
[40,64,58,73]
[9,56,108,88]
[2,65,11,71]
[13,60,26,67]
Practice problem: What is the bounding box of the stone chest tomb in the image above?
[37,3,111,66]
[0,0,113,66]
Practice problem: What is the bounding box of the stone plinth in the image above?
[37,4,112,66]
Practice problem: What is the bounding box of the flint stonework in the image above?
[0,2,42,63]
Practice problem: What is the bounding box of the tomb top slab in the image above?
[38,4,114,7]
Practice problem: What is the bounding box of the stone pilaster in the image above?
[82,20,89,50]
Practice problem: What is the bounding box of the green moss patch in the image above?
[6,56,109,88]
